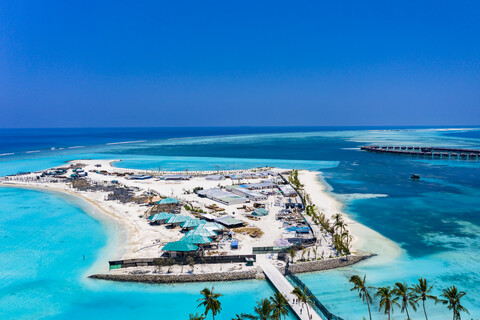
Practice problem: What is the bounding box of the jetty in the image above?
[361,145,480,160]
[260,259,343,320]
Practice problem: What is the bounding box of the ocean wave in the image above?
[106,140,146,145]
[68,146,84,149]
[26,150,40,153]
[0,153,14,157]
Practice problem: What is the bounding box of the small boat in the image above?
[411,174,420,180]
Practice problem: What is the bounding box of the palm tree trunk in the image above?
[423,300,428,320]
[366,298,372,320]
[406,306,410,320]
[305,303,310,320]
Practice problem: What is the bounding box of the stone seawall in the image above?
[89,254,374,284]
[90,269,262,284]
[286,254,374,274]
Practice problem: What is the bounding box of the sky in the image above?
[1,1,479,128]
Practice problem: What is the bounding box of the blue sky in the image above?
[1,1,479,127]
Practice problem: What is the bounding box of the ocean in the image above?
[0,127,479,319]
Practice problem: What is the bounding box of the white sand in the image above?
[1,161,401,275]
[298,170,402,264]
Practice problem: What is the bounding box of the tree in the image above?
[197,286,223,320]
[411,278,437,320]
[393,282,417,320]
[375,286,399,320]
[292,286,313,320]
[270,292,289,320]
[439,286,469,320]
[288,248,296,263]
[349,275,373,320]
[253,298,273,320]
[231,314,256,320]
[186,256,195,273]
[189,312,206,320]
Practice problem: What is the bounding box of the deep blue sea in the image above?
[1,127,479,319]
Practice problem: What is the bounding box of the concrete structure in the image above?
[239,182,276,190]
[163,174,191,180]
[259,261,322,320]
[278,184,297,197]
[198,188,247,205]
[128,174,152,180]
[205,175,225,181]
[227,185,267,201]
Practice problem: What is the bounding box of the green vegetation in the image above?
[350,275,470,319]
[288,170,302,189]
[291,286,314,320]
[197,286,223,320]
[184,203,205,214]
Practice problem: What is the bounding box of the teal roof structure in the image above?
[166,215,191,224]
[180,235,212,244]
[252,208,268,216]
[162,241,198,252]
[157,197,180,204]
[149,212,173,222]
[181,219,204,228]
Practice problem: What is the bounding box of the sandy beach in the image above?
[1,161,390,278]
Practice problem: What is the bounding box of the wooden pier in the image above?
[360,145,480,160]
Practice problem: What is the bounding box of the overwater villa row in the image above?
[361,145,480,159]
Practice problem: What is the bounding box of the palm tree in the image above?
[288,248,296,263]
[292,286,313,320]
[189,312,206,320]
[439,286,469,320]
[231,314,256,320]
[253,298,273,320]
[197,286,223,320]
[349,275,373,320]
[411,278,437,320]
[393,282,417,320]
[375,286,400,320]
[270,292,289,320]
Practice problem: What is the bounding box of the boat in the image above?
[411,174,420,180]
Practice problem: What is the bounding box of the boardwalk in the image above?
[259,261,323,320]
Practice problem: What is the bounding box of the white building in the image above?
[199,188,247,205]
[227,186,267,201]
[278,184,297,197]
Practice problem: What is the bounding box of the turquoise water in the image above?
[0,187,290,320]
[1,127,480,319]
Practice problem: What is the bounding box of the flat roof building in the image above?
[199,188,247,205]
[227,186,267,201]
[278,184,297,197]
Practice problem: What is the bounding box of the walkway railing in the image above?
[286,267,344,320]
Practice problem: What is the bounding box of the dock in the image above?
[361,145,480,160]
[260,261,323,320]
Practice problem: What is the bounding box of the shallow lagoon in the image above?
[1,127,479,319]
